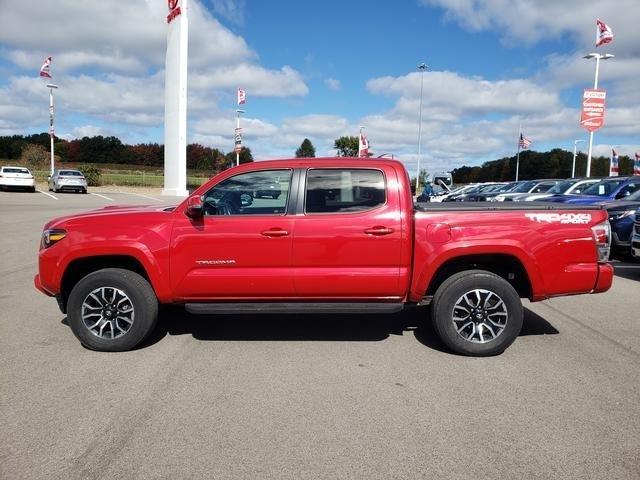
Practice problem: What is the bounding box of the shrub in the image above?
[78,164,102,186]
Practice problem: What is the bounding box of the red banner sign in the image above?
[580,89,606,132]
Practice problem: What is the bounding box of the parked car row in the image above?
[419,175,640,260]
[0,166,88,194]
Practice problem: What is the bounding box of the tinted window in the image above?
[2,167,29,174]
[305,169,385,214]
[583,179,626,197]
[60,170,83,176]
[548,180,577,194]
[202,169,291,216]
[511,181,537,193]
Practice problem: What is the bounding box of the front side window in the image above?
[202,169,291,216]
[305,169,385,214]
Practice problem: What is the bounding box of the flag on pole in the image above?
[237,88,246,105]
[39,56,52,78]
[358,130,369,158]
[635,152,640,175]
[596,19,614,47]
[609,148,619,176]
[518,133,531,149]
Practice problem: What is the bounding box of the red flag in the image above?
[609,148,619,176]
[596,19,614,47]
[635,152,640,175]
[39,56,52,78]
[237,88,246,105]
[358,131,369,158]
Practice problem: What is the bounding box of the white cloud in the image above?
[419,0,638,54]
[324,78,341,91]
[71,125,106,138]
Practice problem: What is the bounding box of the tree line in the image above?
[0,133,253,171]
[1,134,632,181]
[450,148,637,183]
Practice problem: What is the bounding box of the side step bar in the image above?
[185,302,404,315]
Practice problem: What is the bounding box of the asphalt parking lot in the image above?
[1,189,639,480]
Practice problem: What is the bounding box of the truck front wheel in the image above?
[431,270,523,356]
[66,268,158,352]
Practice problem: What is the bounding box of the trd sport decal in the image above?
[525,213,592,224]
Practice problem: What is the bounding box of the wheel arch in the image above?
[59,255,153,313]
[425,253,533,300]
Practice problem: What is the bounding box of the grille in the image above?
[636,212,640,234]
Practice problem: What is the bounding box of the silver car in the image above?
[48,169,88,194]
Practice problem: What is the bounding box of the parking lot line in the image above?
[37,190,58,200]
[90,192,114,201]
[124,192,162,202]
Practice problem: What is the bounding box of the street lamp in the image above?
[415,62,427,195]
[572,139,585,178]
[583,52,614,177]
[46,83,58,176]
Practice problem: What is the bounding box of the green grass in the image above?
[4,160,213,188]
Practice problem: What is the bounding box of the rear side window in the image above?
[305,169,385,214]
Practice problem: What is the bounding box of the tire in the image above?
[67,268,159,352]
[431,269,523,356]
[81,188,87,194]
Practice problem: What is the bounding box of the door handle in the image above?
[261,228,289,237]
[364,226,394,236]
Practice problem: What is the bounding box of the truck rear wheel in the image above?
[431,270,523,356]
[67,268,158,352]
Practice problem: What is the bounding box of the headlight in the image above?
[41,229,67,248]
[493,195,506,202]
[609,210,635,221]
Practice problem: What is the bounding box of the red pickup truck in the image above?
[35,158,613,355]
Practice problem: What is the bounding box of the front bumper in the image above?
[34,274,54,297]
[631,234,640,260]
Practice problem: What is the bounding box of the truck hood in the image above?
[44,204,177,229]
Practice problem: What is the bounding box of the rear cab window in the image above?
[304,169,386,214]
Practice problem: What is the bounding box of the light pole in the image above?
[235,109,244,166]
[46,83,58,176]
[572,139,585,178]
[583,52,614,177]
[415,62,427,195]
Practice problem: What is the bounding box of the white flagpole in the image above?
[46,83,58,176]
[515,124,522,182]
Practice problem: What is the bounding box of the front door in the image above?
[171,169,295,300]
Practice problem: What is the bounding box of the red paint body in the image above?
[35,158,613,305]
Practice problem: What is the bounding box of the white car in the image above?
[0,166,36,192]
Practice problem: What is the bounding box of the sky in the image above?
[0,0,639,175]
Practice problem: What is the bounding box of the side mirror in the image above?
[240,192,253,207]
[185,195,203,218]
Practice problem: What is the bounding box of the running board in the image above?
[185,302,404,315]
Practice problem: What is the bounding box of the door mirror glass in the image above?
[185,195,203,218]
[240,192,253,207]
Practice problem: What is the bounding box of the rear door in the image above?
[291,166,404,298]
